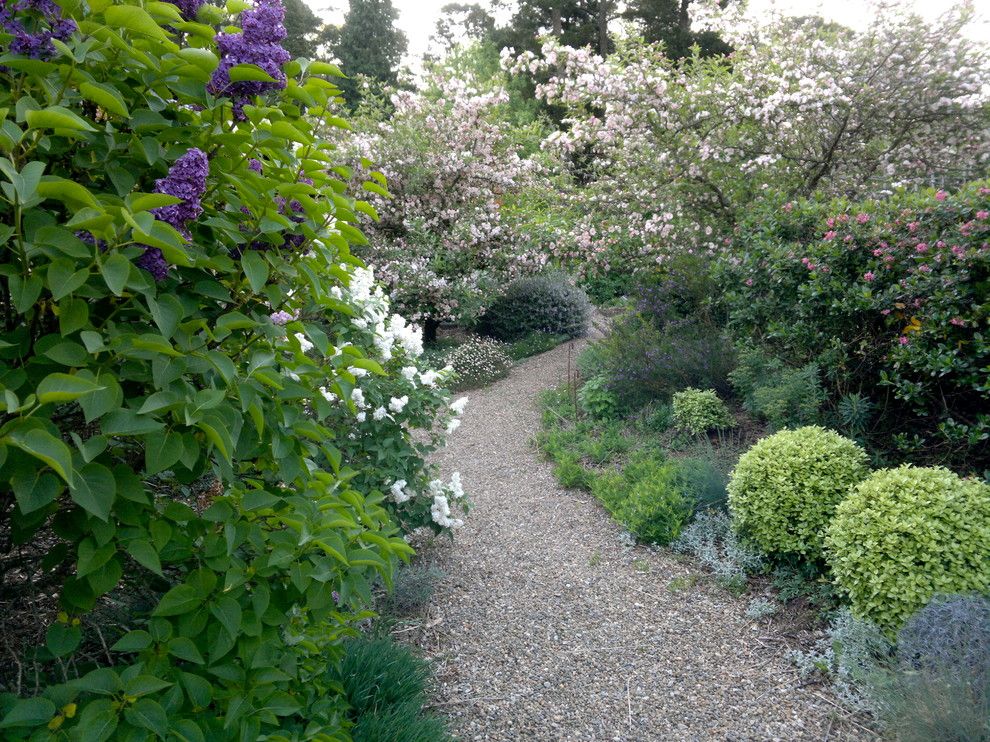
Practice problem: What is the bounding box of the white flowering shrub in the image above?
[444,336,514,389]
[503,4,990,281]
[320,266,469,535]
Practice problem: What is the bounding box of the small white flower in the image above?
[420,370,440,387]
[400,366,418,383]
[355,411,366,422]
[390,479,411,504]
[389,395,409,413]
[319,387,337,403]
[294,332,314,353]
[450,471,464,499]
[351,367,369,378]
[450,396,469,415]
[373,406,389,421]
[351,388,366,409]
[446,418,461,435]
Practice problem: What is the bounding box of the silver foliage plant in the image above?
[672,509,765,589]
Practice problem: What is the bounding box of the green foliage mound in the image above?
[825,466,990,631]
[728,348,824,431]
[728,427,869,558]
[578,374,619,419]
[672,388,733,435]
[478,274,590,342]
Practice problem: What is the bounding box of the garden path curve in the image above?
[418,332,871,741]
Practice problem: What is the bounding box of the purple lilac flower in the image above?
[136,247,169,282]
[269,310,295,326]
[75,230,107,251]
[248,158,263,173]
[171,0,204,21]
[1,0,76,60]
[136,148,208,281]
[150,147,209,237]
[208,0,290,120]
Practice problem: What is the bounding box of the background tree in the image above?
[282,0,324,59]
[623,0,732,59]
[432,2,497,55]
[327,0,408,105]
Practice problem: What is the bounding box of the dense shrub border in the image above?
[719,183,990,471]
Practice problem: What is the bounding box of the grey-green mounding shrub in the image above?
[478,273,590,341]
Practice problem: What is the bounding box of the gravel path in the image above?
[418,337,872,741]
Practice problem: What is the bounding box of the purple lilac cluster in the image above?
[207,0,290,119]
[137,148,209,281]
[1,0,76,60]
[171,0,204,21]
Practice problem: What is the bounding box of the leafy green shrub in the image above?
[729,348,823,430]
[553,453,593,490]
[825,465,990,631]
[728,427,869,558]
[337,638,452,742]
[672,388,733,435]
[445,336,513,388]
[616,469,692,545]
[873,594,990,742]
[478,273,590,341]
[674,457,730,513]
[720,185,990,469]
[0,2,464,737]
[578,374,619,419]
[577,341,609,378]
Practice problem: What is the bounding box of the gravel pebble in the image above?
[418,336,873,741]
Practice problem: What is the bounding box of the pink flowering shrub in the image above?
[719,183,990,470]
[345,70,543,336]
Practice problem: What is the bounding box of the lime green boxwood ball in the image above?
[727,426,869,558]
[825,465,990,632]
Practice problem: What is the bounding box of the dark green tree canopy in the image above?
[328,0,408,104]
[282,0,324,59]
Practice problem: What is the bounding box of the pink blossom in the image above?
[782,202,793,213]
[899,336,910,345]
[935,190,947,201]
[917,264,932,273]
[950,317,965,326]
[872,248,884,257]
[856,213,870,224]
[977,210,989,220]
[745,278,754,286]
[844,234,853,243]
[863,271,875,282]
[915,243,928,253]
[881,309,892,315]
[826,217,836,227]
[823,230,837,240]
[951,245,966,258]
[908,222,919,233]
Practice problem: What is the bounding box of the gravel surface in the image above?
[418,336,874,741]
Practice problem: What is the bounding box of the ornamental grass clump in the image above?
[672,388,733,435]
[825,466,990,632]
[727,427,869,559]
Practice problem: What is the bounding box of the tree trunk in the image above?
[552,3,562,37]
[424,318,440,344]
[597,0,612,55]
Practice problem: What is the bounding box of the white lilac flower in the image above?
[319,387,337,403]
[446,418,461,435]
[294,332,314,353]
[372,406,388,421]
[450,396,469,415]
[351,388,366,409]
[420,370,440,387]
[430,493,462,528]
[390,479,411,504]
[351,367,369,378]
[450,471,464,499]
[389,395,408,413]
[401,366,418,383]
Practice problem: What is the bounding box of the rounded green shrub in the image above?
[446,336,513,388]
[825,466,990,632]
[672,387,733,434]
[616,467,691,545]
[478,273,590,342]
[578,374,619,419]
[727,426,869,558]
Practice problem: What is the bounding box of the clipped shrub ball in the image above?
[478,273,590,342]
[672,387,734,435]
[825,466,990,631]
[727,426,869,558]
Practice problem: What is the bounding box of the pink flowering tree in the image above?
[503,1,990,281]
[346,69,544,339]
